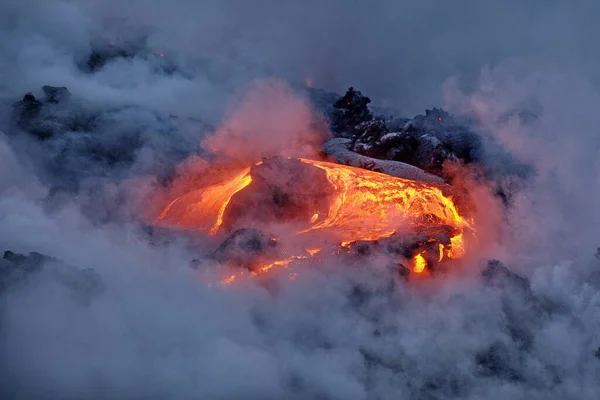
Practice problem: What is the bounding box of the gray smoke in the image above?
[1,1,600,399]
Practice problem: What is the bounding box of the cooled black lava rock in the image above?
[10,86,82,140]
[482,259,531,293]
[12,93,42,125]
[329,87,374,137]
[0,250,105,305]
[81,40,184,77]
[8,84,203,198]
[2,250,53,277]
[42,85,71,104]
[351,107,482,176]
[481,260,551,351]
[325,88,534,205]
[351,119,388,148]
[211,228,279,268]
[84,42,131,72]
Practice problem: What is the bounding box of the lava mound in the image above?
[154,156,473,277]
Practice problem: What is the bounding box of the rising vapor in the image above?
[1,1,600,399]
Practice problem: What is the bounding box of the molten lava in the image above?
[156,167,253,235]
[296,159,470,255]
[154,157,472,281]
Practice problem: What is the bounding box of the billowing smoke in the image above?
[1,1,600,399]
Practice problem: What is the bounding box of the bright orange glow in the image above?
[310,212,319,223]
[298,159,470,250]
[306,248,321,256]
[412,253,427,273]
[155,168,252,235]
[448,233,465,259]
[156,157,473,281]
[222,274,237,285]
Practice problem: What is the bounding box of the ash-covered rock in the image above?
[0,250,105,305]
[351,107,482,177]
[324,87,534,202]
[326,88,484,178]
[351,118,389,149]
[322,137,445,183]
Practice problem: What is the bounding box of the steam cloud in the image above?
[1,1,600,399]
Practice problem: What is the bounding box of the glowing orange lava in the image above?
[155,157,473,281]
[155,167,252,234]
[297,159,471,255]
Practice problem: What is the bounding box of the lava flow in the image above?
[296,158,470,257]
[154,157,473,282]
[156,167,253,235]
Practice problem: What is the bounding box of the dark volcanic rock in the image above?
[351,119,388,149]
[351,107,482,177]
[42,85,71,104]
[482,259,531,292]
[211,228,279,268]
[3,250,45,273]
[475,342,523,382]
[0,250,105,305]
[481,260,547,351]
[325,88,485,178]
[81,40,185,77]
[84,42,131,72]
[329,87,374,138]
[324,88,533,205]
[12,93,42,125]
[11,86,77,140]
[8,85,203,198]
